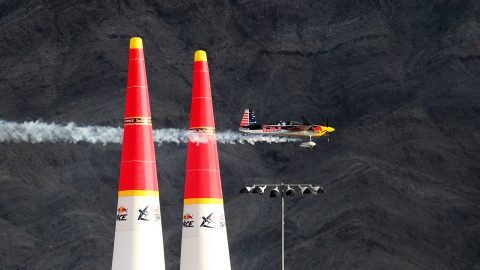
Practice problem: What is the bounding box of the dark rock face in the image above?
[1,0,479,269]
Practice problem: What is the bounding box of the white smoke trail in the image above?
[0,120,300,145]
[215,130,299,145]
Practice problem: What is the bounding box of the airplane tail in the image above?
[239,109,257,129]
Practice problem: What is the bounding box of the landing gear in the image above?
[300,136,316,148]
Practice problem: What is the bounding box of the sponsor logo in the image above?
[183,213,194,227]
[200,212,226,229]
[262,126,281,132]
[200,213,214,228]
[116,206,128,221]
[153,206,161,221]
[124,117,152,125]
[138,205,150,221]
[218,214,226,228]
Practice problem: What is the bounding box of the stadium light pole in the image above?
[240,182,325,270]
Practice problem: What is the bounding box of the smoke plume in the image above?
[0,120,300,145]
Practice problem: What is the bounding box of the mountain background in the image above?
[1,0,479,269]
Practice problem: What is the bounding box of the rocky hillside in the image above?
[0,0,479,269]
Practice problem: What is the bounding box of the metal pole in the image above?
[281,184,285,270]
[241,182,324,269]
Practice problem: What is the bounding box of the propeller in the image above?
[325,118,331,142]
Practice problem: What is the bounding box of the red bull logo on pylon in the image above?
[116,206,128,221]
[183,213,194,228]
[183,213,194,220]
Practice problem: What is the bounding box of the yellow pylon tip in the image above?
[130,37,143,49]
[194,50,207,62]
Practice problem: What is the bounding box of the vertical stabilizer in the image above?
[239,109,257,128]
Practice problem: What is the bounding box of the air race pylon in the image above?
[111,37,166,270]
[180,51,232,270]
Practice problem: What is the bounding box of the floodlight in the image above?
[270,186,281,198]
[252,185,266,194]
[300,185,314,195]
[240,186,253,193]
[285,185,296,196]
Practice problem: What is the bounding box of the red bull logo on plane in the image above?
[183,213,194,228]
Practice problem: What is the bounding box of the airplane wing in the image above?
[284,125,309,131]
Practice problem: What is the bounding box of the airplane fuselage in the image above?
[239,125,332,138]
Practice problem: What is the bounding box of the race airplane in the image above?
[239,109,335,148]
